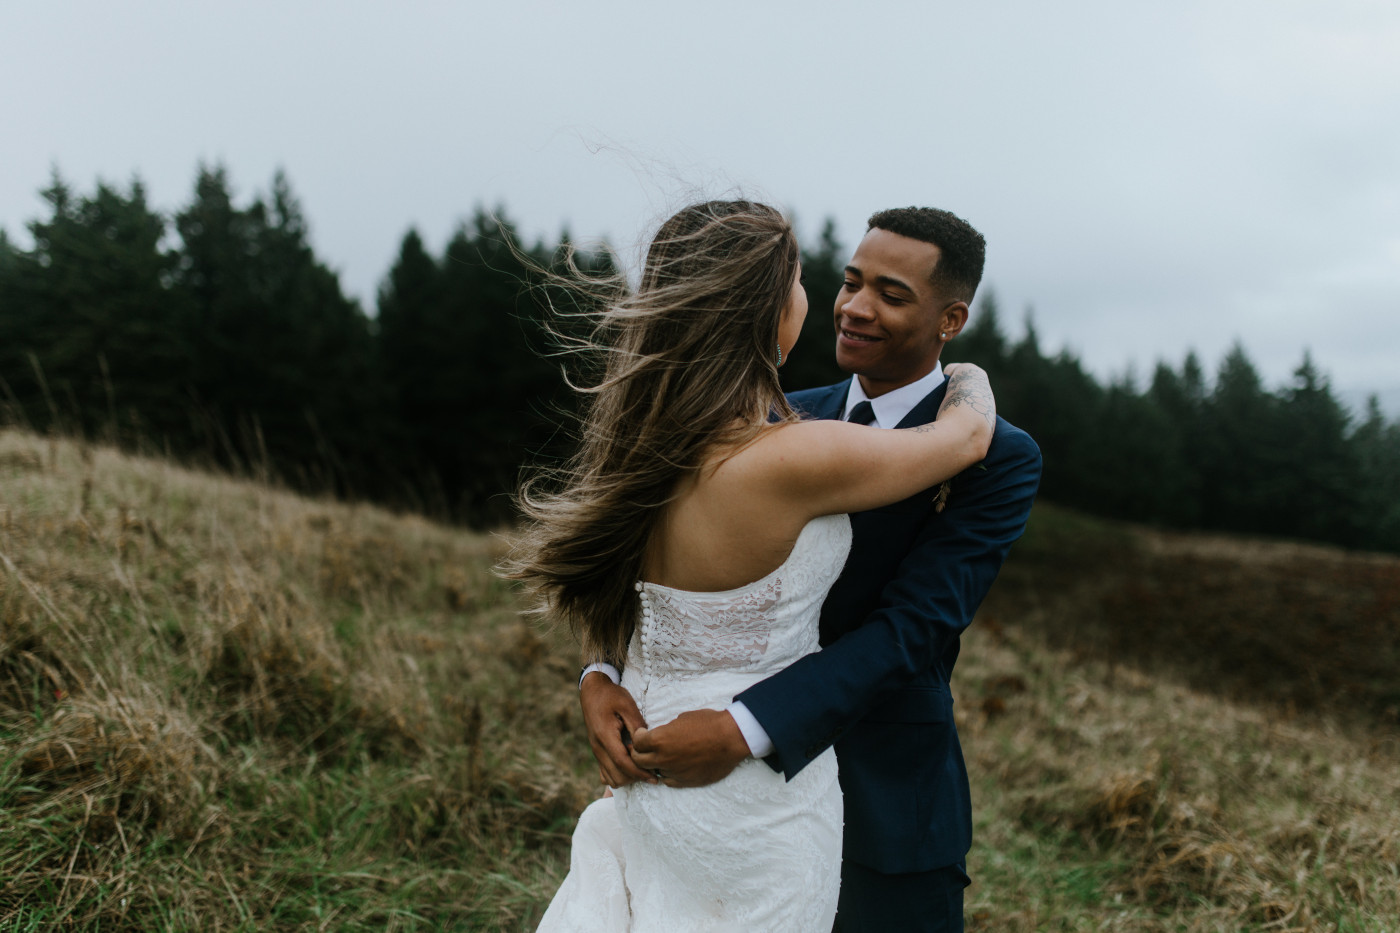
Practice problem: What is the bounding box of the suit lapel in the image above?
[806,381,852,422]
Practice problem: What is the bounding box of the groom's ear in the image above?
[938,300,970,339]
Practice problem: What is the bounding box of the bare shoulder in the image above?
[707,421,883,516]
[715,420,860,477]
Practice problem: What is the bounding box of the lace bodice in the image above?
[626,513,852,725]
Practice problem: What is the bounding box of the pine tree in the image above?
[1086,370,1182,522]
[1275,352,1363,544]
[1351,397,1400,551]
[996,312,1103,507]
[376,227,449,509]
[1146,353,1207,526]
[173,165,381,492]
[1199,343,1288,534]
[379,209,568,522]
[0,171,185,444]
[956,289,1009,370]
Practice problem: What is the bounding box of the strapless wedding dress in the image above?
[537,513,852,932]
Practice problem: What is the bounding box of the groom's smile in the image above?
[837,326,882,345]
[834,228,965,398]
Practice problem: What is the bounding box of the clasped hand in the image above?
[580,674,750,789]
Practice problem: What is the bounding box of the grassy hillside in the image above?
[962,508,1400,930]
[1,429,1396,931]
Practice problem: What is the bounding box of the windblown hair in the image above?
[868,206,986,303]
[504,200,801,666]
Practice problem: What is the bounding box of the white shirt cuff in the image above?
[726,701,774,759]
[579,662,622,689]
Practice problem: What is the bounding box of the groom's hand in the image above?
[580,672,656,788]
[629,709,749,788]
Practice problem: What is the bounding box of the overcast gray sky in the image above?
[3,0,1397,411]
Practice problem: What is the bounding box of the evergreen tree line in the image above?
[1,168,1396,550]
[0,167,591,523]
[949,300,1400,552]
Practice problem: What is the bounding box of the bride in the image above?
[507,200,995,930]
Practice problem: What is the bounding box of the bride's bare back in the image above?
[641,439,811,592]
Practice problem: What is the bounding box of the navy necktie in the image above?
[847,400,877,426]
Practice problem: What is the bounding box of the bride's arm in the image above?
[772,363,996,519]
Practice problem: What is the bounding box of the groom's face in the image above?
[834,228,954,396]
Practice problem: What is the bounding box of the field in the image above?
[1,428,1397,931]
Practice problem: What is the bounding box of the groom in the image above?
[582,206,1042,931]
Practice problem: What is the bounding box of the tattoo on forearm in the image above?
[941,371,996,428]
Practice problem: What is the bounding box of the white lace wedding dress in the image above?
[538,513,852,932]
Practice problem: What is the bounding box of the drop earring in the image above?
[776,342,784,366]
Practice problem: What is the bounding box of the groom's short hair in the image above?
[868,207,986,304]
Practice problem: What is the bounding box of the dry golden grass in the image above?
[958,618,1400,930]
[0,429,586,930]
[1,428,1396,930]
[961,508,1400,931]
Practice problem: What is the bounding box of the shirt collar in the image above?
[841,361,946,428]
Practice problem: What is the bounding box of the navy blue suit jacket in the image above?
[736,377,1041,874]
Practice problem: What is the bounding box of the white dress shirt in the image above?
[583,362,949,760]
[839,361,947,428]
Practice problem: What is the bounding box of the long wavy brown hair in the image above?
[503,200,801,666]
